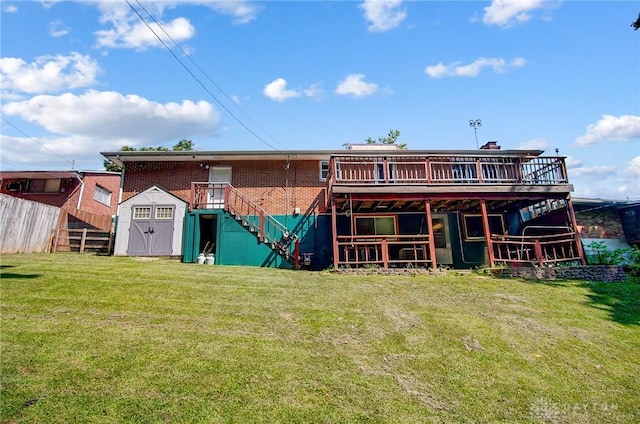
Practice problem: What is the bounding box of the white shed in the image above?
[114,185,187,256]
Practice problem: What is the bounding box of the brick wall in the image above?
[123,160,327,215]
[79,174,121,215]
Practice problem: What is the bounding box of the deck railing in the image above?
[491,231,581,266]
[336,235,432,268]
[327,155,567,186]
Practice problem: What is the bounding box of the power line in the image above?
[1,117,75,167]
[125,0,286,154]
[132,0,289,152]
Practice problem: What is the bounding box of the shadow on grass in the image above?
[513,275,640,326]
[0,271,41,279]
[580,279,640,326]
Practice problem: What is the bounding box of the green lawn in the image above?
[1,254,638,423]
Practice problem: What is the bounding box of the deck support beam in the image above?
[480,199,496,267]
[425,200,437,269]
[566,197,586,265]
[331,196,339,269]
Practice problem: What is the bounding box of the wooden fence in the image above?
[0,194,61,254]
[51,228,114,254]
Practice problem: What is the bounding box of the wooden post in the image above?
[534,239,544,267]
[107,231,114,255]
[52,228,60,253]
[294,239,300,270]
[381,239,389,268]
[566,197,586,265]
[480,200,495,267]
[331,197,339,269]
[425,201,437,269]
[79,228,87,253]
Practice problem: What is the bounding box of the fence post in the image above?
[79,228,87,253]
[52,229,60,253]
[382,239,389,269]
[534,240,544,267]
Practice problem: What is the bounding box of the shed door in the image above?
[128,205,175,255]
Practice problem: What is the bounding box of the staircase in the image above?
[190,183,299,268]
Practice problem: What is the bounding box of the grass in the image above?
[1,254,639,423]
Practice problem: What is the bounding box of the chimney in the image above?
[480,141,500,150]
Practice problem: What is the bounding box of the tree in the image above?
[633,12,640,30]
[103,139,195,171]
[364,129,407,149]
[173,139,195,151]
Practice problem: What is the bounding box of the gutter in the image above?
[74,172,85,210]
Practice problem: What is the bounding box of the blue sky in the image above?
[1,0,639,200]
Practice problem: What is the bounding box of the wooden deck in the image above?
[327,154,568,188]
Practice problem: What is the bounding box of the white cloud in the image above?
[483,0,550,28]
[564,156,583,169]
[517,137,550,150]
[575,114,640,147]
[335,74,380,97]
[2,4,17,13]
[303,83,324,100]
[92,1,257,50]
[2,90,219,143]
[49,19,70,37]
[205,1,260,25]
[567,165,615,179]
[425,57,525,78]
[95,13,195,50]
[359,0,407,32]
[263,78,302,102]
[617,156,640,199]
[0,53,100,95]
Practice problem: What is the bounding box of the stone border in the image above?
[490,265,627,282]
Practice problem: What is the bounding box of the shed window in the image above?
[93,185,112,206]
[133,207,151,219]
[155,207,173,219]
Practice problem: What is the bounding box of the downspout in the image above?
[74,172,85,210]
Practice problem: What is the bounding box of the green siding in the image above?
[182,210,332,270]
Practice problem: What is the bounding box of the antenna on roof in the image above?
[469,119,482,148]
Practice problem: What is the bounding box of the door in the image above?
[432,214,453,264]
[208,167,232,208]
[128,205,175,255]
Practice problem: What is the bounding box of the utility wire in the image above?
[125,0,286,154]
[2,117,75,167]
[133,0,289,152]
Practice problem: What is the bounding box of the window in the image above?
[319,160,330,180]
[93,185,112,206]
[133,207,151,219]
[27,178,60,193]
[463,214,505,241]
[355,216,396,235]
[155,207,173,219]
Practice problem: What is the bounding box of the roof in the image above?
[0,170,121,180]
[100,148,546,167]
[573,197,640,210]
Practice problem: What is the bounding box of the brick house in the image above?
[573,198,640,255]
[101,144,585,269]
[0,170,121,231]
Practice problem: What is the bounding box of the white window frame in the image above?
[319,160,330,181]
[93,185,112,206]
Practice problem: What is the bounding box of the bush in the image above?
[585,241,631,266]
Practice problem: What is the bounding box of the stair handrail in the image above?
[225,185,298,258]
